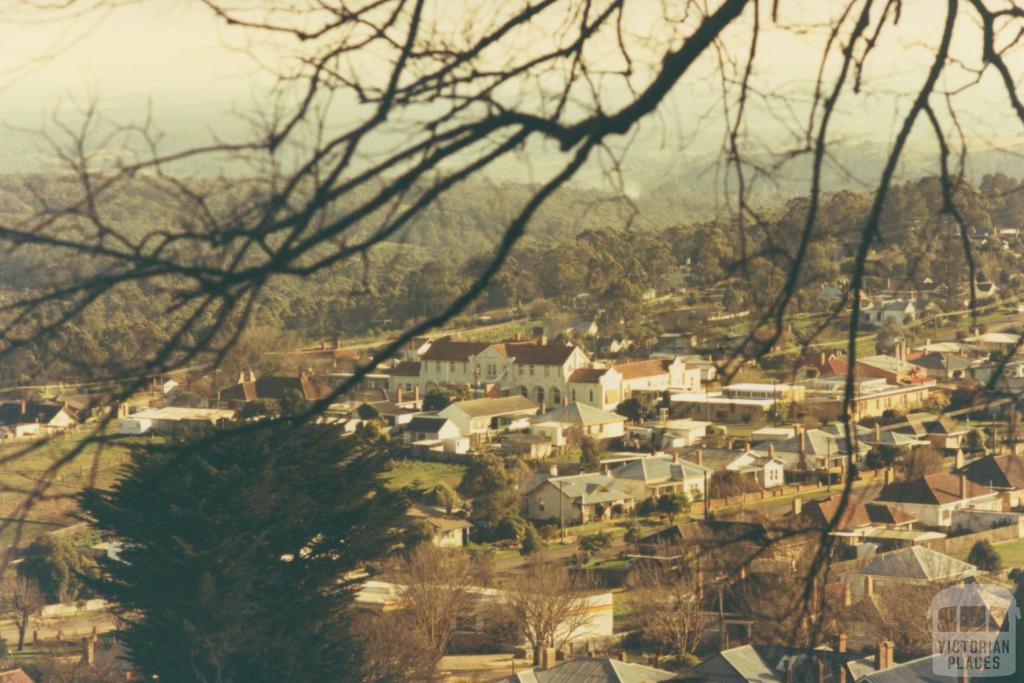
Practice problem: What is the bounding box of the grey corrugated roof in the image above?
[857,546,976,581]
[446,395,538,417]
[611,455,706,483]
[857,654,985,682]
[693,645,780,682]
[538,402,626,426]
[547,474,633,505]
[498,657,676,683]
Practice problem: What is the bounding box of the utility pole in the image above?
[559,479,565,542]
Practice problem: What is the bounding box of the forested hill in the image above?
[1,171,1024,386]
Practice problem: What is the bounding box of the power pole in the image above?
[559,479,565,542]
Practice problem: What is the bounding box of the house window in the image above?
[450,362,456,372]
[529,365,535,376]
[544,366,550,377]
[488,364,497,376]
[571,389,576,401]
[589,390,594,402]
[435,362,442,371]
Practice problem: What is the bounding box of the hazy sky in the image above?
[2,1,1021,179]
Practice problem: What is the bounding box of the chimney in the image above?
[617,651,628,662]
[874,640,894,670]
[541,647,557,669]
[884,467,894,486]
[960,473,968,500]
[793,497,802,516]
[396,387,403,404]
[695,449,703,466]
[817,659,827,683]
[20,400,26,415]
[414,384,421,402]
[835,633,847,654]
[659,407,668,424]
[672,452,680,463]
[84,633,96,667]
[539,335,548,346]
[874,423,881,442]
[955,450,965,470]
[798,430,807,471]
[842,583,852,608]
[768,444,775,460]
[549,464,559,477]
[865,575,874,598]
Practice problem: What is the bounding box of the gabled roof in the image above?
[857,654,975,683]
[857,546,977,581]
[568,367,613,383]
[691,644,780,682]
[406,504,472,532]
[536,402,625,427]
[961,454,1024,490]
[863,430,928,448]
[219,375,332,402]
[639,519,770,549]
[876,471,993,506]
[855,355,917,375]
[543,474,633,505]
[501,341,580,366]
[443,395,538,418]
[406,416,453,433]
[0,401,72,427]
[910,351,974,373]
[499,656,676,683]
[611,455,706,483]
[420,338,491,362]
[802,494,915,530]
[764,429,867,457]
[923,415,967,436]
[611,358,673,380]
[388,360,422,376]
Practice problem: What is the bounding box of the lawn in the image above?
[0,429,144,529]
[383,459,467,492]
[954,538,1024,568]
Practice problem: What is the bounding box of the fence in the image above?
[704,468,890,511]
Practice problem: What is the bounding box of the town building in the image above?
[609,453,708,502]
[522,473,634,524]
[438,396,538,441]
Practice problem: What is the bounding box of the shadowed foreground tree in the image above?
[627,558,709,659]
[79,425,406,683]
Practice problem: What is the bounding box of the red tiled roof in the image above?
[803,494,915,529]
[0,670,34,683]
[877,471,993,506]
[569,367,611,383]
[420,339,491,362]
[963,454,1024,490]
[501,341,577,366]
[612,358,671,380]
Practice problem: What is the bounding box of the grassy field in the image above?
[954,538,1024,568]
[382,460,467,491]
[0,430,146,530]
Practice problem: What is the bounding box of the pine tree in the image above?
[81,424,406,682]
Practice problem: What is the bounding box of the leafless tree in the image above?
[627,559,709,657]
[351,610,439,683]
[3,574,44,652]
[499,560,598,665]
[385,544,483,672]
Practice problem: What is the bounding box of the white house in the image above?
[416,337,590,408]
[522,473,635,524]
[403,415,469,454]
[874,471,1004,527]
[438,395,538,439]
[609,453,708,502]
[118,407,236,434]
[406,504,472,548]
[529,402,626,446]
[567,357,700,411]
[689,448,785,489]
